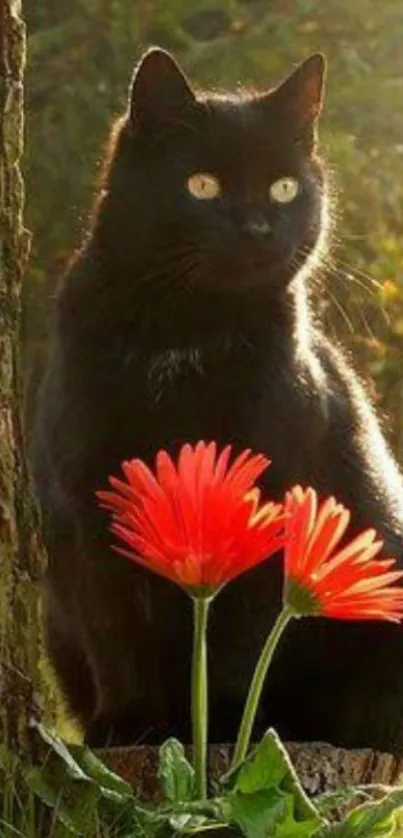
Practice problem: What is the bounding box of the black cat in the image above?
[33,48,403,752]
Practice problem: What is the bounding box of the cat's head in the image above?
[95,48,328,300]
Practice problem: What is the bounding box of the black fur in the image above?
[33,48,403,752]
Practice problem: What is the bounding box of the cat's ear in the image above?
[129,48,196,128]
[272,53,326,127]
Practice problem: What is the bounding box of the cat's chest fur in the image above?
[109,335,329,493]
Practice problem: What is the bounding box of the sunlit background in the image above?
[23,0,403,455]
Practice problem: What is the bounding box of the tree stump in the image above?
[98,742,403,803]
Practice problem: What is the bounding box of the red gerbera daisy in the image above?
[97,441,285,597]
[284,485,403,622]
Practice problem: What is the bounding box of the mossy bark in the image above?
[0,0,44,754]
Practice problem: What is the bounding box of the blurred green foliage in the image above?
[24,0,403,456]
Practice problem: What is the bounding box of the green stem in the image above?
[232,606,294,768]
[192,597,211,800]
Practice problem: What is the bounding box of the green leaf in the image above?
[274,797,324,838]
[313,786,403,838]
[314,787,371,818]
[227,729,320,823]
[227,788,287,838]
[26,723,139,835]
[32,722,89,781]
[25,764,99,835]
[231,733,288,794]
[219,730,323,838]
[159,738,196,803]
[223,788,321,838]
[169,812,226,833]
[68,743,133,798]
[136,805,184,838]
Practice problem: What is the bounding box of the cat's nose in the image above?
[244,218,271,238]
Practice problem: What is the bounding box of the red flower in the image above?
[284,486,403,622]
[97,442,285,596]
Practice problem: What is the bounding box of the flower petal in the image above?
[284,485,403,623]
[98,441,281,594]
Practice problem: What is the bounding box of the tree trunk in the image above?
[0,0,44,754]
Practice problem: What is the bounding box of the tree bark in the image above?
[0,0,44,753]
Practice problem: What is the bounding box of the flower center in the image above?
[284,576,322,616]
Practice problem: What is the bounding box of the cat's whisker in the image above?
[294,241,389,329]
[331,248,384,289]
[310,264,385,339]
[315,249,383,293]
[320,258,383,296]
[317,260,380,302]
[286,245,387,339]
[320,263,389,330]
[290,248,361,334]
[324,288,355,333]
[136,250,200,289]
[137,256,202,330]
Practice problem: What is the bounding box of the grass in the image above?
[0,654,121,838]
[1,768,117,838]
[1,699,86,837]
[1,750,39,838]
[0,717,127,838]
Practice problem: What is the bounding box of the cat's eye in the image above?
[269,177,299,204]
[186,173,221,200]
